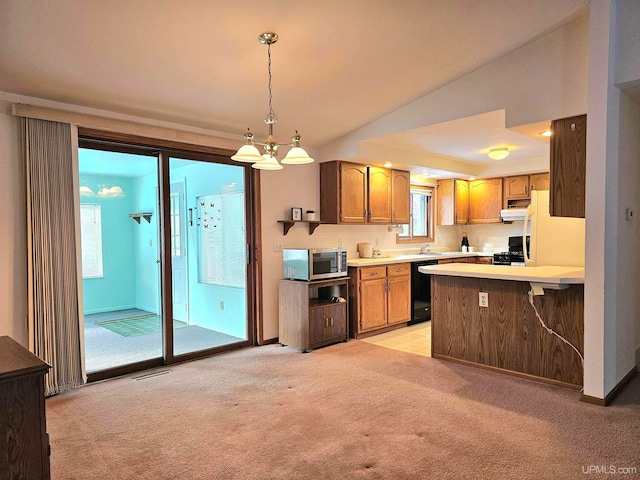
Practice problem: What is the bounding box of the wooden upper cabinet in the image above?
[391,170,410,224]
[469,178,503,224]
[504,175,529,199]
[320,161,367,223]
[320,161,408,225]
[529,173,549,192]
[368,166,392,223]
[437,179,469,225]
[550,114,586,218]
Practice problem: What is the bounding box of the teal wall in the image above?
[81,174,136,314]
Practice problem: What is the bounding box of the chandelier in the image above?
[231,32,314,170]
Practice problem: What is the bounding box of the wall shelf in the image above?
[278,220,322,235]
[129,212,153,224]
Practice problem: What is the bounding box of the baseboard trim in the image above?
[432,353,582,390]
[581,366,638,406]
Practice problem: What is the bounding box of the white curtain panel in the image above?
[24,118,83,396]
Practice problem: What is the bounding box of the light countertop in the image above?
[418,264,585,284]
[347,252,491,267]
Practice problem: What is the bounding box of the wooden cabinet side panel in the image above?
[340,162,368,223]
[278,281,309,350]
[454,180,469,224]
[319,161,340,224]
[368,167,392,223]
[391,170,411,224]
[0,375,46,480]
[550,115,586,218]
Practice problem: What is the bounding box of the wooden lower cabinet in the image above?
[0,336,51,480]
[349,263,411,337]
[279,278,348,352]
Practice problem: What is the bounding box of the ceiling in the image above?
[0,0,588,170]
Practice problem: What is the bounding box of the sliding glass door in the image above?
[168,156,248,356]
[78,141,253,379]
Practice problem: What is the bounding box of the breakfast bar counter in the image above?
[419,264,584,388]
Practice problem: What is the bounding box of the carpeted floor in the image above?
[46,340,640,480]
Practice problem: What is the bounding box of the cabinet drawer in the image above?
[359,266,387,280]
[387,263,410,276]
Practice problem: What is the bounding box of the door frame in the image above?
[79,129,261,381]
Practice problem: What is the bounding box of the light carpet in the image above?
[46,340,640,480]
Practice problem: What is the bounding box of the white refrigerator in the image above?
[523,190,585,267]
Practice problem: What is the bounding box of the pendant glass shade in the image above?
[252,154,283,170]
[281,146,314,164]
[231,144,262,163]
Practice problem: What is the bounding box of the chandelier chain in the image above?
[267,42,275,122]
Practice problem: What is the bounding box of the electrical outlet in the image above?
[273,241,283,252]
[479,292,488,308]
[337,238,343,248]
[375,237,380,247]
[219,301,224,311]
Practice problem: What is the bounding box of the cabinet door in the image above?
[504,175,529,199]
[309,306,329,346]
[325,303,347,339]
[359,277,388,331]
[529,173,550,192]
[550,115,586,218]
[339,162,368,223]
[387,268,411,325]
[368,167,392,223]
[391,170,410,224]
[437,179,454,225]
[469,178,503,224]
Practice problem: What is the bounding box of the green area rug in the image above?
[96,315,188,337]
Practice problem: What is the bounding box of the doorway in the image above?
[78,139,255,380]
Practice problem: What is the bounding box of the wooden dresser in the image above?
[0,336,51,480]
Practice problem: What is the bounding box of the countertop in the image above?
[347,252,491,267]
[418,264,585,284]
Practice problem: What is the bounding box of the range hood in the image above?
[500,208,527,222]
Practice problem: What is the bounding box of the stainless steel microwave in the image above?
[283,248,348,281]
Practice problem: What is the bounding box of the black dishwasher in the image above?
[409,260,439,325]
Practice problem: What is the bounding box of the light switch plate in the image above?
[273,241,283,252]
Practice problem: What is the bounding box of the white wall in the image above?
[320,12,589,162]
[0,104,27,346]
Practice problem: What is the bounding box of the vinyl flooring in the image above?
[360,321,431,357]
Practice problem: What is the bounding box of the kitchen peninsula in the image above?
[419,263,584,388]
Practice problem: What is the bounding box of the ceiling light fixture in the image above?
[487,147,510,160]
[540,130,552,137]
[384,162,394,168]
[231,32,314,169]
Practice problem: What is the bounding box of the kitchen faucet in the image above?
[420,243,431,254]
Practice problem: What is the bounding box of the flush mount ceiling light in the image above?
[540,130,552,137]
[231,32,314,169]
[487,147,510,160]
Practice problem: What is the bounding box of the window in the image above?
[397,185,434,243]
[80,204,103,278]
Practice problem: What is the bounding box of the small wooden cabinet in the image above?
[503,173,550,209]
[348,263,411,337]
[279,278,348,352]
[437,179,469,225]
[469,178,503,224]
[550,114,586,218]
[320,161,409,225]
[0,336,51,480]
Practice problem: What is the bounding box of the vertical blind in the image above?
[25,118,84,396]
